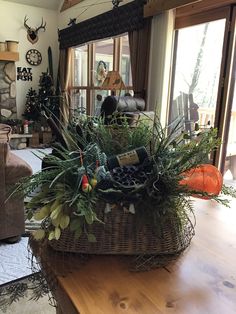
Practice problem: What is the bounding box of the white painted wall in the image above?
[0,0,59,118]
[0,0,174,121]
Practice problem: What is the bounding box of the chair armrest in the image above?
[0,143,9,206]
[0,124,12,142]
[5,152,32,185]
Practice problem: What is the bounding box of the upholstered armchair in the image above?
[0,126,32,242]
[100,96,146,125]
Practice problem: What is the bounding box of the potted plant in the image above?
[12,116,236,268]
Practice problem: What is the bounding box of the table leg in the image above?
[54,286,79,314]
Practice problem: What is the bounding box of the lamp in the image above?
[101,70,126,95]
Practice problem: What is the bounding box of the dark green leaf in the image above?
[70,218,81,231]
[27,211,33,220]
[74,227,82,239]
[84,210,94,224]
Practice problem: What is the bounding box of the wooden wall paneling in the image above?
[175,6,230,29]
[176,0,236,18]
[144,0,202,17]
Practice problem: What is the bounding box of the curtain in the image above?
[59,0,146,49]
[128,19,151,103]
[57,48,72,125]
[147,11,175,118]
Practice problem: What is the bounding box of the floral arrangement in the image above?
[12,116,236,243]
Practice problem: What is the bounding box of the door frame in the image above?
[214,5,236,173]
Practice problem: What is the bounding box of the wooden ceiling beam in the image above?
[60,0,84,12]
[144,0,203,17]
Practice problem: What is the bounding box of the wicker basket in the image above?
[49,202,195,255]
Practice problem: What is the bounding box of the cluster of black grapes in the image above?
[110,165,149,186]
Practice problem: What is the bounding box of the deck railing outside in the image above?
[198,108,236,156]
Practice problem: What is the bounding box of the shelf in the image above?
[0,51,19,62]
[11,133,32,138]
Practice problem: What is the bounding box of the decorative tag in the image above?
[117,150,139,167]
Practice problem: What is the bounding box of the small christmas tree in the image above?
[22,88,40,121]
[38,71,59,118]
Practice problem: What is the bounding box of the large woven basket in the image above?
[49,202,195,255]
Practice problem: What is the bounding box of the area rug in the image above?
[0,272,56,314]
[0,237,36,285]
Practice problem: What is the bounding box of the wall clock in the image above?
[26,49,42,66]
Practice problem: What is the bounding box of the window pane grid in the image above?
[71,34,133,115]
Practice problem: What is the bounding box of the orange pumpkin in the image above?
[179,164,223,199]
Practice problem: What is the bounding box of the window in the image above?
[74,45,88,86]
[71,46,88,116]
[169,19,226,132]
[70,34,133,116]
[121,35,132,87]
[94,38,114,86]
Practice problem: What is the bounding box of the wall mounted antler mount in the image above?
[24,16,46,44]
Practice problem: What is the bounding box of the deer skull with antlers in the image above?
[24,16,46,44]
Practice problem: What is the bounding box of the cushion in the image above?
[101,96,146,118]
[0,124,11,143]
[5,152,32,185]
[116,96,145,112]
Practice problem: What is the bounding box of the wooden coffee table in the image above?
[30,199,236,314]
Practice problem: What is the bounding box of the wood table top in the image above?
[32,199,236,314]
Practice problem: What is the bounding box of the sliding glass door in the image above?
[169,5,236,185]
[169,19,226,132]
[221,8,236,184]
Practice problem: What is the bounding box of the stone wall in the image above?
[0,61,17,119]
